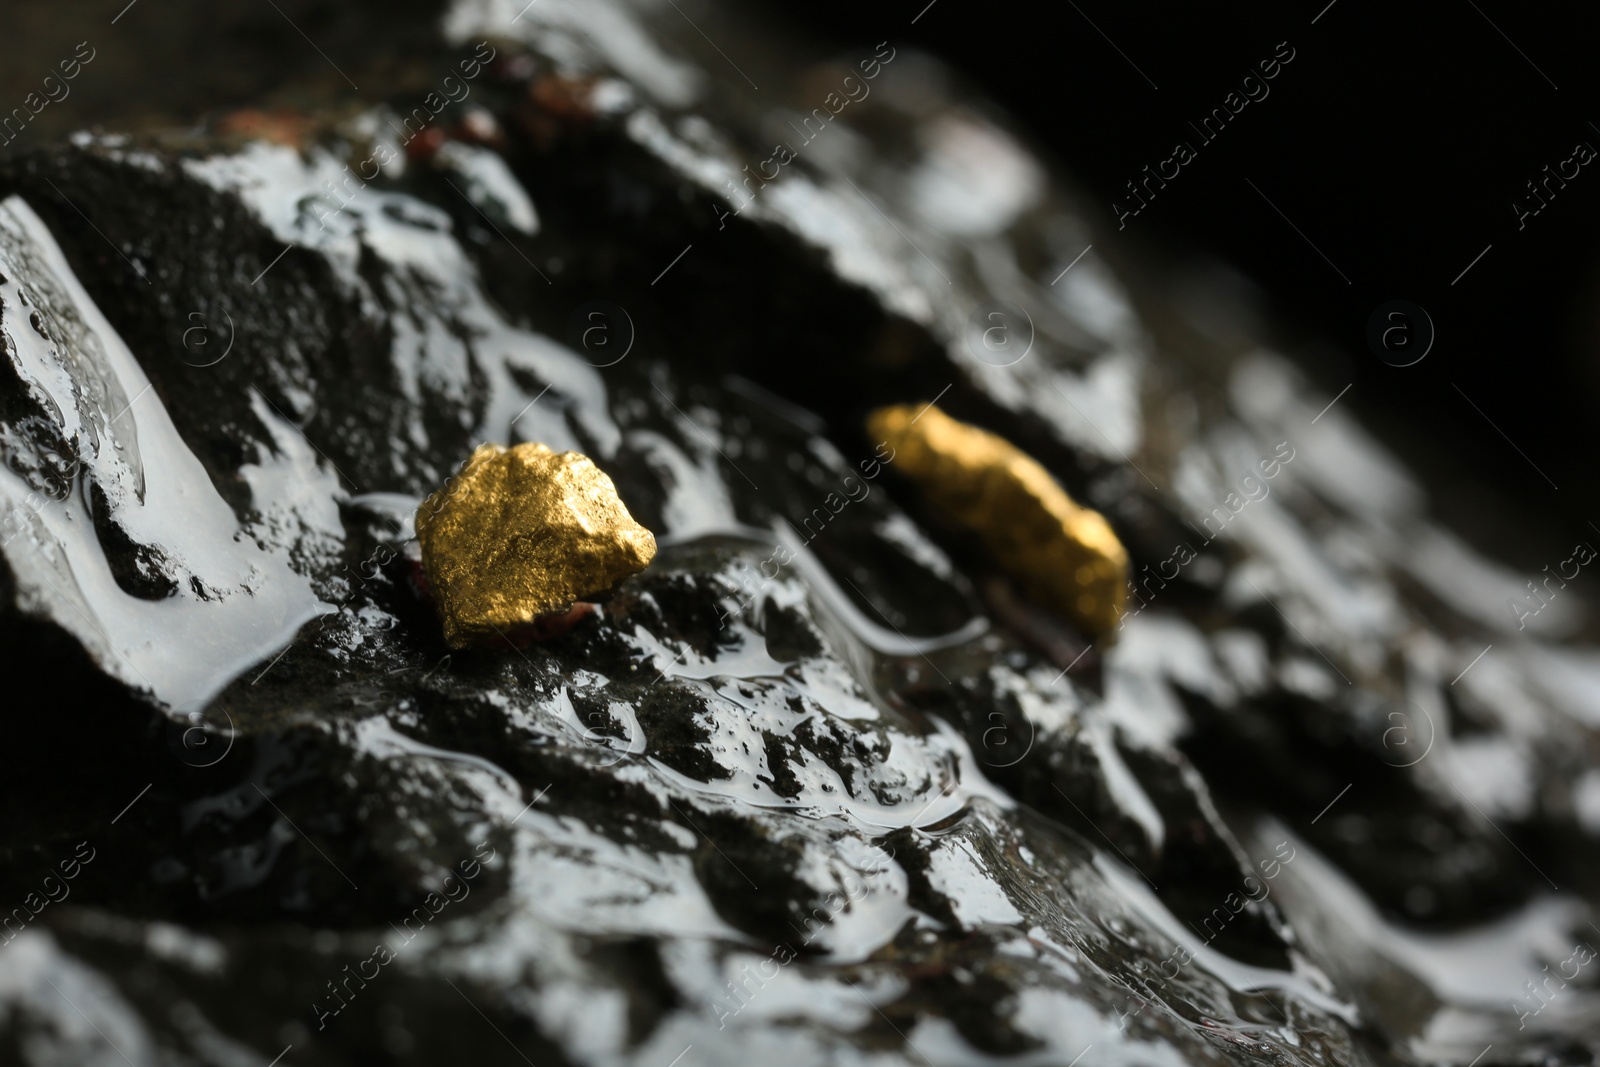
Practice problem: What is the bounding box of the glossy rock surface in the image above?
[0,2,1596,1066]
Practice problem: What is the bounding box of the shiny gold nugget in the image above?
[416,442,657,648]
[867,403,1128,636]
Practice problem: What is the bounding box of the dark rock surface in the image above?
[0,2,1597,1065]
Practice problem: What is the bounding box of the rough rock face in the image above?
[0,2,1596,1066]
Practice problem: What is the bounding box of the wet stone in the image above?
[0,2,1593,1066]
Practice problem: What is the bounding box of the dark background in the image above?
[781,0,1599,565]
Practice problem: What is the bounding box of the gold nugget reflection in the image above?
[867,403,1128,636]
[416,442,656,648]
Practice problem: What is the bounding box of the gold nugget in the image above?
[867,403,1128,636]
[416,442,657,648]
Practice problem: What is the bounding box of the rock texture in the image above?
[0,2,1595,1067]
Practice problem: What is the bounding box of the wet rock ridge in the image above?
[0,2,1596,1066]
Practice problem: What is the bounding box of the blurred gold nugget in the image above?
[867,403,1128,635]
[416,442,657,648]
